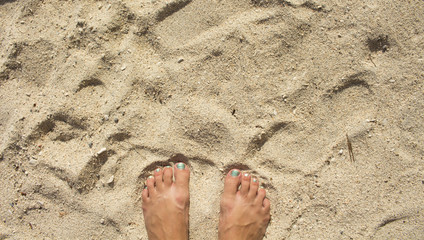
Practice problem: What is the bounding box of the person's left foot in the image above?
[142,163,190,240]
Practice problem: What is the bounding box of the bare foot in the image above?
[219,169,271,240]
[142,163,190,240]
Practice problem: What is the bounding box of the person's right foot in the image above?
[218,169,271,240]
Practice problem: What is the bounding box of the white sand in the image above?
[1,0,424,239]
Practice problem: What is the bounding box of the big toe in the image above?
[174,162,190,189]
[223,169,241,196]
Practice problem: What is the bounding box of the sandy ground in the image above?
[0,0,424,239]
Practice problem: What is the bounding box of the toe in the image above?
[248,177,259,199]
[163,166,173,187]
[142,187,149,203]
[146,176,156,197]
[240,172,251,196]
[255,187,266,206]
[174,162,190,190]
[223,169,241,196]
[263,198,271,212]
[154,168,164,191]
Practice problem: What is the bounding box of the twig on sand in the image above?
[346,133,355,162]
[368,54,377,67]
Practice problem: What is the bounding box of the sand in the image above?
[1,0,424,239]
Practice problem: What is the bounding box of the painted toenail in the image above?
[231,170,240,177]
[148,176,153,179]
[260,186,264,189]
[253,178,258,183]
[155,168,161,172]
[165,166,172,168]
[176,163,185,169]
[244,173,249,177]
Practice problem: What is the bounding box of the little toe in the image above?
[263,198,271,212]
[174,162,190,189]
[223,169,241,196]
[163,166,173,187]
[154,168,164,191]
[240,172,251,196]
[142,187,149,203]
[248,177,259,199]
[255,187,266,206]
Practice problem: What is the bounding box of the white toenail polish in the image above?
[244,173,249,177]
[148,176,153,179]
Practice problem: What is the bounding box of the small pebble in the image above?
[104,115,109,121]
[88,142,93,148]
[96,148,107,156]
[100,218,105,224]
[382,45,388,52]
[338,149,343,155]
[107,175,114,185]
[121,65,126,71]
[389,79,395,83]
[177,58,184,63]
[114,118,119,123]
[29,159,38,166]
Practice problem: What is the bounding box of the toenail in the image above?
[148,176,153,179]
[259,186,264,189]
[231,170,240,177]
[165,166,172,168]
[244,173,249,177]
[253,178,258,183]
[155,168,161,172]
[176,163,185,169]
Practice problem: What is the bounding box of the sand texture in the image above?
[1,0,424,239]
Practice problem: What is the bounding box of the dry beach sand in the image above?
[1,0,424,239]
